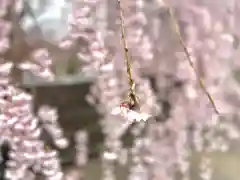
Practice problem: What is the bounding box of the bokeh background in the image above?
[1,0,240,180]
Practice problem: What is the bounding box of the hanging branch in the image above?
[163,2,220,115]
[117,0,139,110]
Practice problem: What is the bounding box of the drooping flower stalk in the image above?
[151,1,240,180]
[38,105,69,149]
[116,1,163,180]
[0,62,63,180]
[69,1,125,180]
[119,0,154,73]
[74,130,88,167]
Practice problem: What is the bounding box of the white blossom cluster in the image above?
[0,63,63,180]
[0,2,66,178]
[67,0,107,74]
[19,49,55,81]
[68,1,127,180]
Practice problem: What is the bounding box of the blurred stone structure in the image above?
[21,72,103,163]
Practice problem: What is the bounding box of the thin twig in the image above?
[166,5,220,115]
[117,0,139,109]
